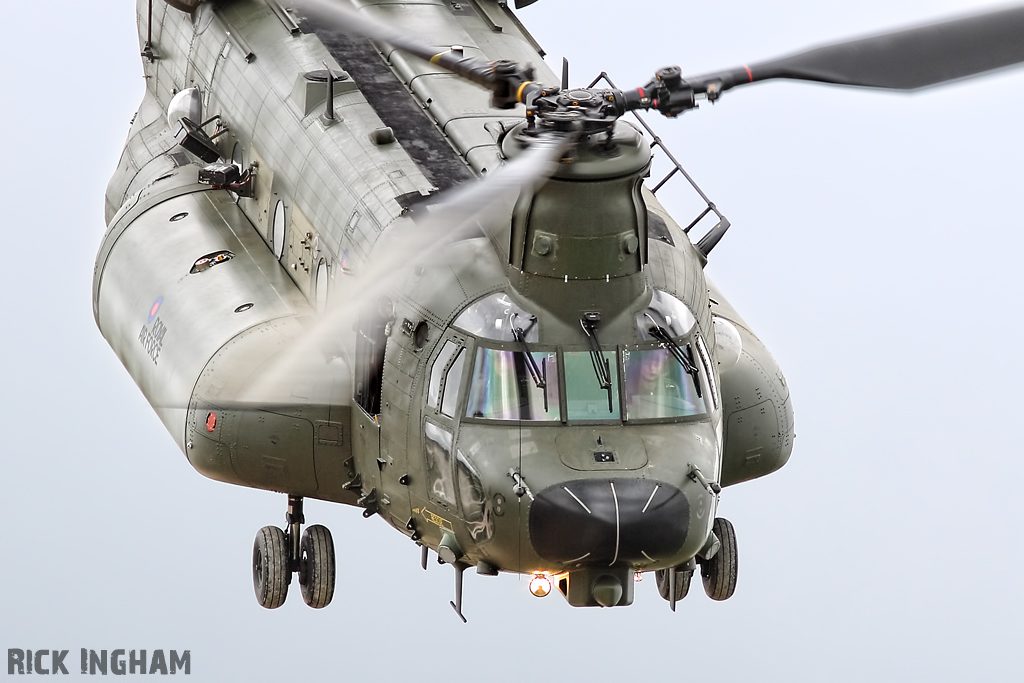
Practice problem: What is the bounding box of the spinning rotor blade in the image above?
[241,133,573,398]
[686,5,1024,97]
[368,132,571,276]
[295,0,533,105]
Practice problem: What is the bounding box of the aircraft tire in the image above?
[299,524,336,609]
[700,517,738,601]
[253,526,289,609]
[655,568,691,602]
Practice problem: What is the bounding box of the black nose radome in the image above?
[529,479,688,566]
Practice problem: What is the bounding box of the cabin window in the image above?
[273,201,286,258]
[465,347,559,421]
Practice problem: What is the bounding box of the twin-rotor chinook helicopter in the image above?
[96,0,1024,616]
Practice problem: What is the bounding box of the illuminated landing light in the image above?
[529,573,552,598]
[633,571,643,583]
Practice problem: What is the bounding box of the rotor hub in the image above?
[532,87,622,135]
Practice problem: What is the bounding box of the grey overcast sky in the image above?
[2,0,1023,680]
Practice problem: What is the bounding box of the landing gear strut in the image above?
[656,559,694,610]
[252,495,336,609]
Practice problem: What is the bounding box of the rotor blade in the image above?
[241,133,573,400]
[687,5,1024,95]
[294,0,501,92]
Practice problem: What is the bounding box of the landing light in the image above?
[529,573,552,598]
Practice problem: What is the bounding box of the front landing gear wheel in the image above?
[298,524,336,608]
[656,568,691,602]
[253,526,289,609]
[699,517,738,601]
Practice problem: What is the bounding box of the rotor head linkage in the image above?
[299,0,1024,130]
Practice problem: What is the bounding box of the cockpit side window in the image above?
[440,348,466,418]
[427,339,467,419]
[428,341,459,411]
[694,334,719,411]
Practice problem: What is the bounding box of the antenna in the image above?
[322,61,335,122]
[561,57,569,90]
[142,0,156,62]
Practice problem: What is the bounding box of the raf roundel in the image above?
[147,296,163,324]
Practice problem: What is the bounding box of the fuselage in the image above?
[96,0,795,607]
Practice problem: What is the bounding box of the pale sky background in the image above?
[2,0,1023,680]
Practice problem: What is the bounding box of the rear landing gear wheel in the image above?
[253,526,289,609]
[656,567,692,602]
[298,524,336,608]
[699,517,738,601]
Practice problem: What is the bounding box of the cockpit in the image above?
[426,290,719,426]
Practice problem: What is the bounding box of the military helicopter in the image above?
[95,0,1024,617]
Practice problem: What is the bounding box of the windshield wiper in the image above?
[646,315,702,399]
[580,312,614,413]
[510,313,548,413]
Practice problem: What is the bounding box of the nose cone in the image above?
[529,479,689,566]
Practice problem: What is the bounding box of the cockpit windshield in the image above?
[623,347,706,419]
[465,347,560,421]
[449,289,712,425]
[564,351,621,420]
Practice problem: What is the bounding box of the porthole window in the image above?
[272,201,286,258]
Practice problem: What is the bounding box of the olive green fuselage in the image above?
[95,0,794,604]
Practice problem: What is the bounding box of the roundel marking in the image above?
[147,296,164,323]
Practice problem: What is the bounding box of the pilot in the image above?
[626,349,692,419]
